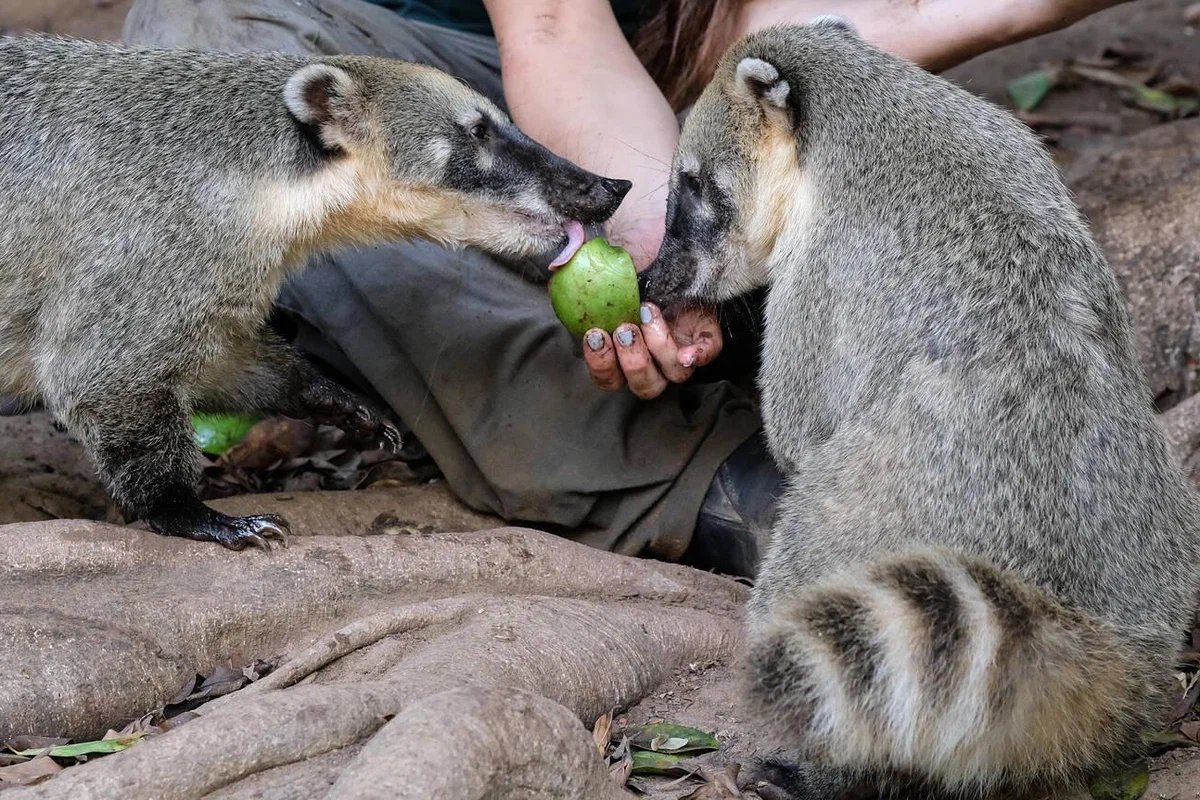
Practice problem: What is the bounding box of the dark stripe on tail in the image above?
[873,557,967,705]
[798,590,882,701]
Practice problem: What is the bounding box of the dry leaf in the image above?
[3,736,68,753]
[592,710,613,755]
[0,756,61,787]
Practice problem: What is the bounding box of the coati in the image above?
[639,18,1200,800]
[0,35,629,550]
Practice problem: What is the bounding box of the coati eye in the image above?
[468,121,488,141]
[682,172,703,195]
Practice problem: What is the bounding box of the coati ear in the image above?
[734,57,791,113]
[284,64,363,152]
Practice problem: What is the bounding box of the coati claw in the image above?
[202,513,290,551]
[297,378,401,452]
[241,533,271,551]
[379,421,403,453]
[210,514,290,551]
[149,509,291,551]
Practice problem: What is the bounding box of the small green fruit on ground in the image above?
[549,236,641,340]
[192,413,259,456]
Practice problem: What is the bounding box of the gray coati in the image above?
[0,35,629,550]
[638,18,1200,800]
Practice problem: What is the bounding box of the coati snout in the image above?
[639,54,798,310]
[290,60,632,267]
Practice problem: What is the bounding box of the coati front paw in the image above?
[151,509,291,551]
[299,380,402,453]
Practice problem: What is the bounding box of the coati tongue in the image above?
[548,220,586,270]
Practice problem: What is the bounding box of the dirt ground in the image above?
[1,1,1199,798]
[0,0,131,40]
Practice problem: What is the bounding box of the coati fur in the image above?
[639,18,1200,799]
[0,35,629,549]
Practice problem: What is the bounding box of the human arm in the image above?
[734,0,1132,72]
[483,0,677,268]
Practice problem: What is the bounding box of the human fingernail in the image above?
[680,351,695,367]
[585,331,604,351]
[615,327,635,347]
[640,304,653,325]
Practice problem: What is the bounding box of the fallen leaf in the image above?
[593,711,614,754]
[13,738,136,759]
[679,764,743,798]
[1128,85,1199,117]
[1157,72,1199,96]
[0,757,61,786]
[651,735,692,752]
[1007,69,1059,112]
[1142,730,1198,752]
[3,736,69,753]
[631,723,720,755]
[631,749,696,776]
[1089,761,1150,800]
[609,753,633,786]
[159,711,199,731]
[1068,63,1135,89]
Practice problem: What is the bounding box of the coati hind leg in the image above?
[196,330,402,452]
[51,382,288,550]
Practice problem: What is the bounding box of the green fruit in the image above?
[192,413,259,456]
[549,236,641,340]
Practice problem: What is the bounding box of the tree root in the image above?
[327,686,634,799]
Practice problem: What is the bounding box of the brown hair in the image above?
[633,0,748,112]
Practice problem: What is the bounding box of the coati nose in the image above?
[601,178,633,201]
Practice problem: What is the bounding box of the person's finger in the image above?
[613,323,669,399]
[582,329,626,391]
[676,308,724,369]
[638,303,693,383]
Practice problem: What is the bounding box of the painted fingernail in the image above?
[639,304,653,325]
[615,327,636,347]
[585,330,604,351]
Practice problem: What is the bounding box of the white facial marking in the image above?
[513,187,554,218]
[426,137,453,170]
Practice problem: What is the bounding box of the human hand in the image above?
[582,303,723,399]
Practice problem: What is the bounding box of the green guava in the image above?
[548,236,641,340]
[192,413,259,456]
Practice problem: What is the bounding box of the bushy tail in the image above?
[747,550,1164,795]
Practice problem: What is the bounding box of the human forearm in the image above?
[735,0,1131,72]
[484,0,677,268]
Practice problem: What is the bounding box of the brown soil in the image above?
[0,0,131,41]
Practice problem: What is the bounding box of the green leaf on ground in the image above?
[630,723,720,754]
[630,748,693,775]
[1007,69,1058,111]
[13,736,140,759]
[1089,761,1150,800]
[1128,85,1200,116]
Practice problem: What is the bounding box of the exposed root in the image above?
[327,686,635,799]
